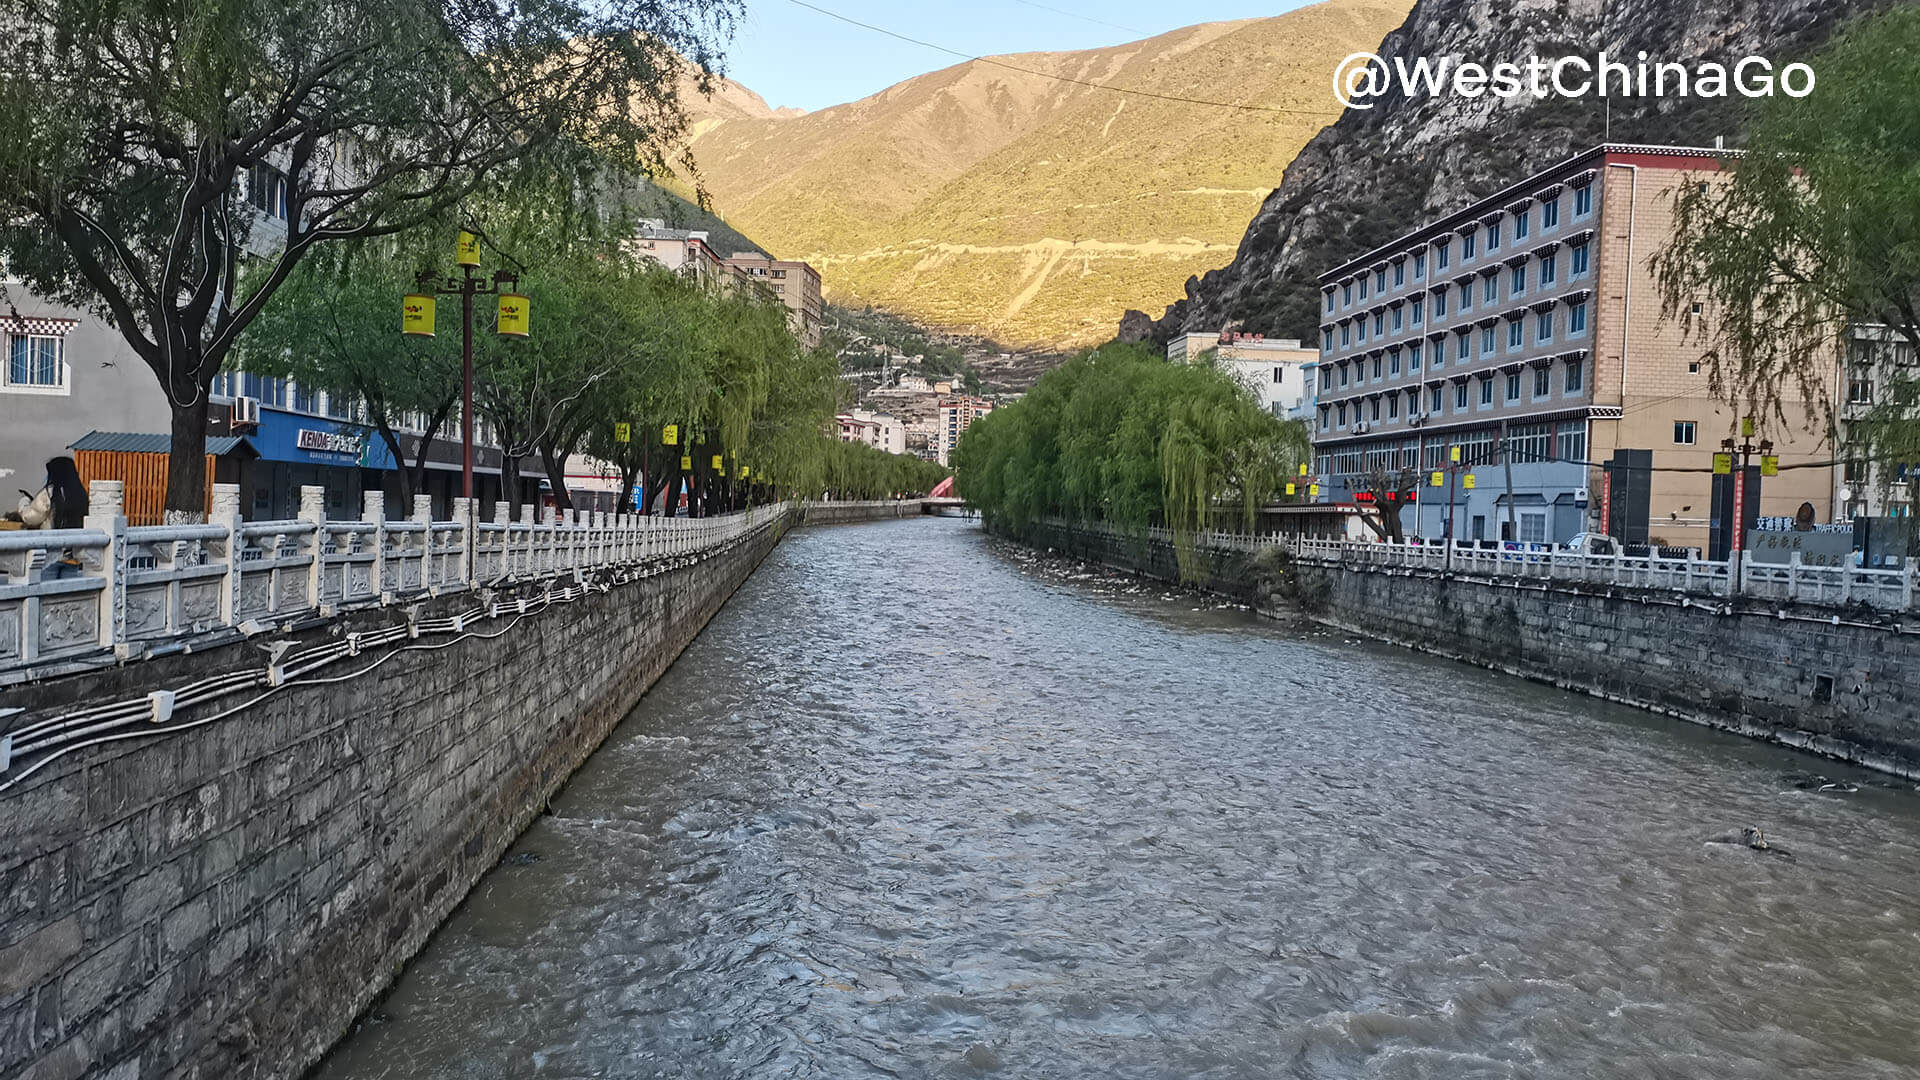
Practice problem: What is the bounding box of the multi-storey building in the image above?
[724,252,825,350]
[1165,332,1317,419]
[1311,144,1838,552]
[1836,324,1917,521]
[836,408,906,455]
[628,220,732,289]
[933,395,994,467]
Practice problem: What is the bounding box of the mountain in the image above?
[676,0,1412,350]
[1133,0,1893,346]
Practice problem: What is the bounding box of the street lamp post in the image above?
[403,231,528,503]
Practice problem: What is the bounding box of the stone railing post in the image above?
[493,501,510,581]
[412,494,434,588]
[211,483,243,626]
[83,480,127,651]
[363,491,387,599]
[298,485,326,612]
[453,497,475,587]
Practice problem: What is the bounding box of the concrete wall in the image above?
[0,516,791,1080]
[1004,520,1920,778]
[798,499,926,526]
[0,299,170,486]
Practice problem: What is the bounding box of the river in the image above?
[316,516,1920,1079]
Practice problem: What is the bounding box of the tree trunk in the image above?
[540,441,573,512]
[164,395,213,522]
[373,421,413,508]
[503,455,523,521]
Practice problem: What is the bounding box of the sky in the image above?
[720,0,1322,112]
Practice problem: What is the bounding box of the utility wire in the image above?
[1003,0,1149,36]
[783,0,1335,117]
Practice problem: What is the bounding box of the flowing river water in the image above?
[317,516,1920,1079]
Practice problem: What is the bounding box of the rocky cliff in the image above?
[1131,0,1890,345]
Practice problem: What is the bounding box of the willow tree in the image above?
[953,342,1308,573]
[0,0,739,518]
[1652,5,1920,465]
[238,237,462,507]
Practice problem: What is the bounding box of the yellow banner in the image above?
[496,293,529,337]
[663,425,679,446]
[614,422,631,444]
[1761,455,1779,477]
[455,231,481,267]
[1713,452,1733,475]
[679,454,692,471]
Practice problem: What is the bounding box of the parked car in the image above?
[1564,532,1618,556]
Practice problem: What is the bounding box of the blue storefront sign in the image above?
[251,407,397,470]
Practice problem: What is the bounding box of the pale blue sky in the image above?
[721,0,1322,112]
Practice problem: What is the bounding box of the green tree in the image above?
[1652,5,1920,467]
[238,238,462,508]
[0,0,739,518]
[953,342,1308,576]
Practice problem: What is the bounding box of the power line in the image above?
[783,0,1336,117]
[1003,0,1149,36]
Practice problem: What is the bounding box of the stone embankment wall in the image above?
[1007,521,1920,778]
[0,502,917,1080]
[797,499,926,526]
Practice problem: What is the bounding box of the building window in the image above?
[1456,383,1469,410]
[1520,512,1548,544]
[1373,312,1385,336]
[1542,198,1560,229]
[1322,328,1334,352]
[1508,320,1524,350]
[1514,208,1531,239]
[1431,386,1444,412]
[1320,368,1332,391]
[1480,326,1496,356]
[1409,342,1423,370]
[1325,292,1335,313]
[1339,363,1349,387]
[1319,407,1330,431]
[1575,185,1595,217]
[1433,288,1448,318]
[1389,351,1401,376]
[1569,301,1589,335]
[1487,221,1501,251]
[1387,393,1399,419]
[1534,367,1551,397]
[249,163,290,221]
[1511,264,1527,296]
[1536,309,1554,343]
[1674,420,1698,445]
[1341,324,1352,347]
[1457,334,1470,362]
[1376,268,1388,292]
[1393,262,1406,287]
[1566,359,1584,393]
[1483,276,1498,305]
[1391,307,1403,332]
[1539,253,1557,286]
[1272,366,1284,384]
[1357,321,1367,344]
[1337,403,1347,426]
[1411,297,1424,325]
[1571,244,1590,277]
[1343,283,1353,307]
[1370,397,1381,421]
[1557,422,1587,462]
[1358,277,1369,301]
[5,334,64,390]
[1462,231,1477,259]
[1506,372,1522,401]
[1437,240,1450,270]
[1372,356,1383,379]
[1480,378,1495,406]
[1414,252,1426,279]
[1849,376,1875,405]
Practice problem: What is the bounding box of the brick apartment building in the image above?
[1310,143,1837,553]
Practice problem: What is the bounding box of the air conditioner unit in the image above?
[1408,412,1426,427]
[231,396,261,430]
[1354,421,1371,434]
[1574,486,1591,503]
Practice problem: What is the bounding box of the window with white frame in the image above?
[5,334,65,390]
[1674,420,1697,445]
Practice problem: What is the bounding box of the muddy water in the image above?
[317,517,1920,1079]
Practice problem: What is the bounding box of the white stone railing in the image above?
[1287,537,1915,611]
[0,481,793,678]
[1029,518,1917,612]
